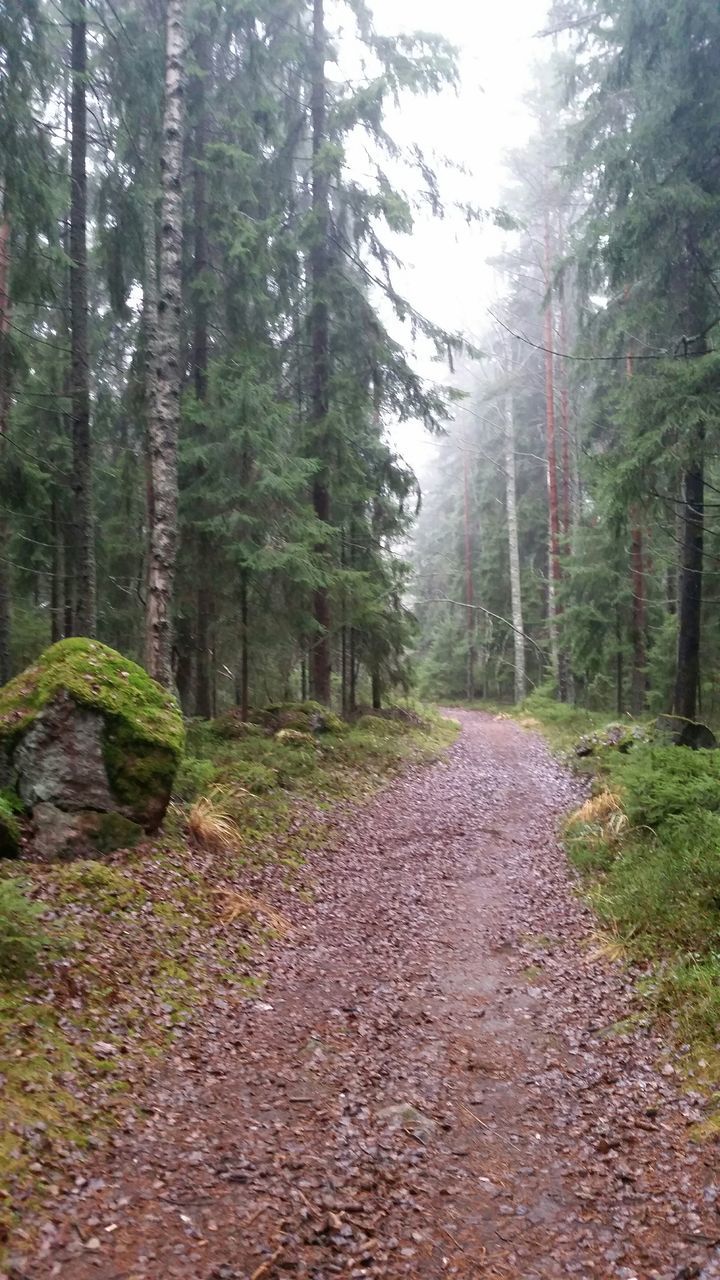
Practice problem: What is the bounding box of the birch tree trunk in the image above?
[504,384,525,704]
[70,1,96,636]
[309,0,332,705]
[145,0,186,686]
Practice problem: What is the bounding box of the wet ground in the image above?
[18,711,720,1279]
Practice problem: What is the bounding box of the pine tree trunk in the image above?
[504,385,526,704]
[625,354,646,714]
[194,578,213,718]
[543,219,565,699]
[146,0,186,686]
[0,193,13,682]
[191,35,212,718]
[615,607,624,716]
[371,666,382,711]
[462,448,475,700]
[239,572,249,722]
[50,494,65,644]
[558,280,572,540]
[673,458,703,719]
[349,628,357,713]
[629,522,646,714]
[309,0,332,705]
[70,3,96,636]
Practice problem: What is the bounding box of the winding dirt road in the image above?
[21,712,720,1279]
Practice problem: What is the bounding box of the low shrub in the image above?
[222,761,277,794]
[608,745,720,828]
[174,756,218,802]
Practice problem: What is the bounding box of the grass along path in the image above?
[491,688,720,1102]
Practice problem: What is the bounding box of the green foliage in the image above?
[173,756,218,802]
[0,879,49,979]
[0,795,21,858]
[223,761,278,794]
[608,747,720,828]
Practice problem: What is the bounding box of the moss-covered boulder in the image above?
[574,721,649,758]
[0,639,184,857]
[653,714,717,751]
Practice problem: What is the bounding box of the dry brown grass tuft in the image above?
[586,922,632,963]
[518,715,541,730]
[572,790,623,826]
[187,786,246,853]
[213,887,292,937]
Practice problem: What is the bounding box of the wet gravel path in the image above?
[20,711,720,1279]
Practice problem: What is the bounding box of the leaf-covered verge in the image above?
[0,705,456,1254]
[515,690,720,1113]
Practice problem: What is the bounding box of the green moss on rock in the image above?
[0,639,184,835]
[0,638,183,755]
[0,795,21,858]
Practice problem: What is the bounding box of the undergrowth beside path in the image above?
[0,705,456,1253]
[497,688,720,1109]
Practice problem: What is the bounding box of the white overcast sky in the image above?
[345,0,552,475]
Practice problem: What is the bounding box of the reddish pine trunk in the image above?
[558,280,571,540]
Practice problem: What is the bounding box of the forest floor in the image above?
[11,710,720,1280]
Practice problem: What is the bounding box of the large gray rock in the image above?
[653,714,717,750]
[14,693,118,812]
[0,638,184,858]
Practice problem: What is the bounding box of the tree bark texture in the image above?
[543,219,566,699]
[70,3,96,637]
[504,384,526,704]
[462,447,475,700]
[0,196,12,681]
[146,0,186,686]
[673,458,704,719]
[309,0,332,705]
[191,33,213,718]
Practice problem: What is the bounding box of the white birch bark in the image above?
[145,0,186,686]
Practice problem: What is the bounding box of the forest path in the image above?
[24,711,720,1280]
